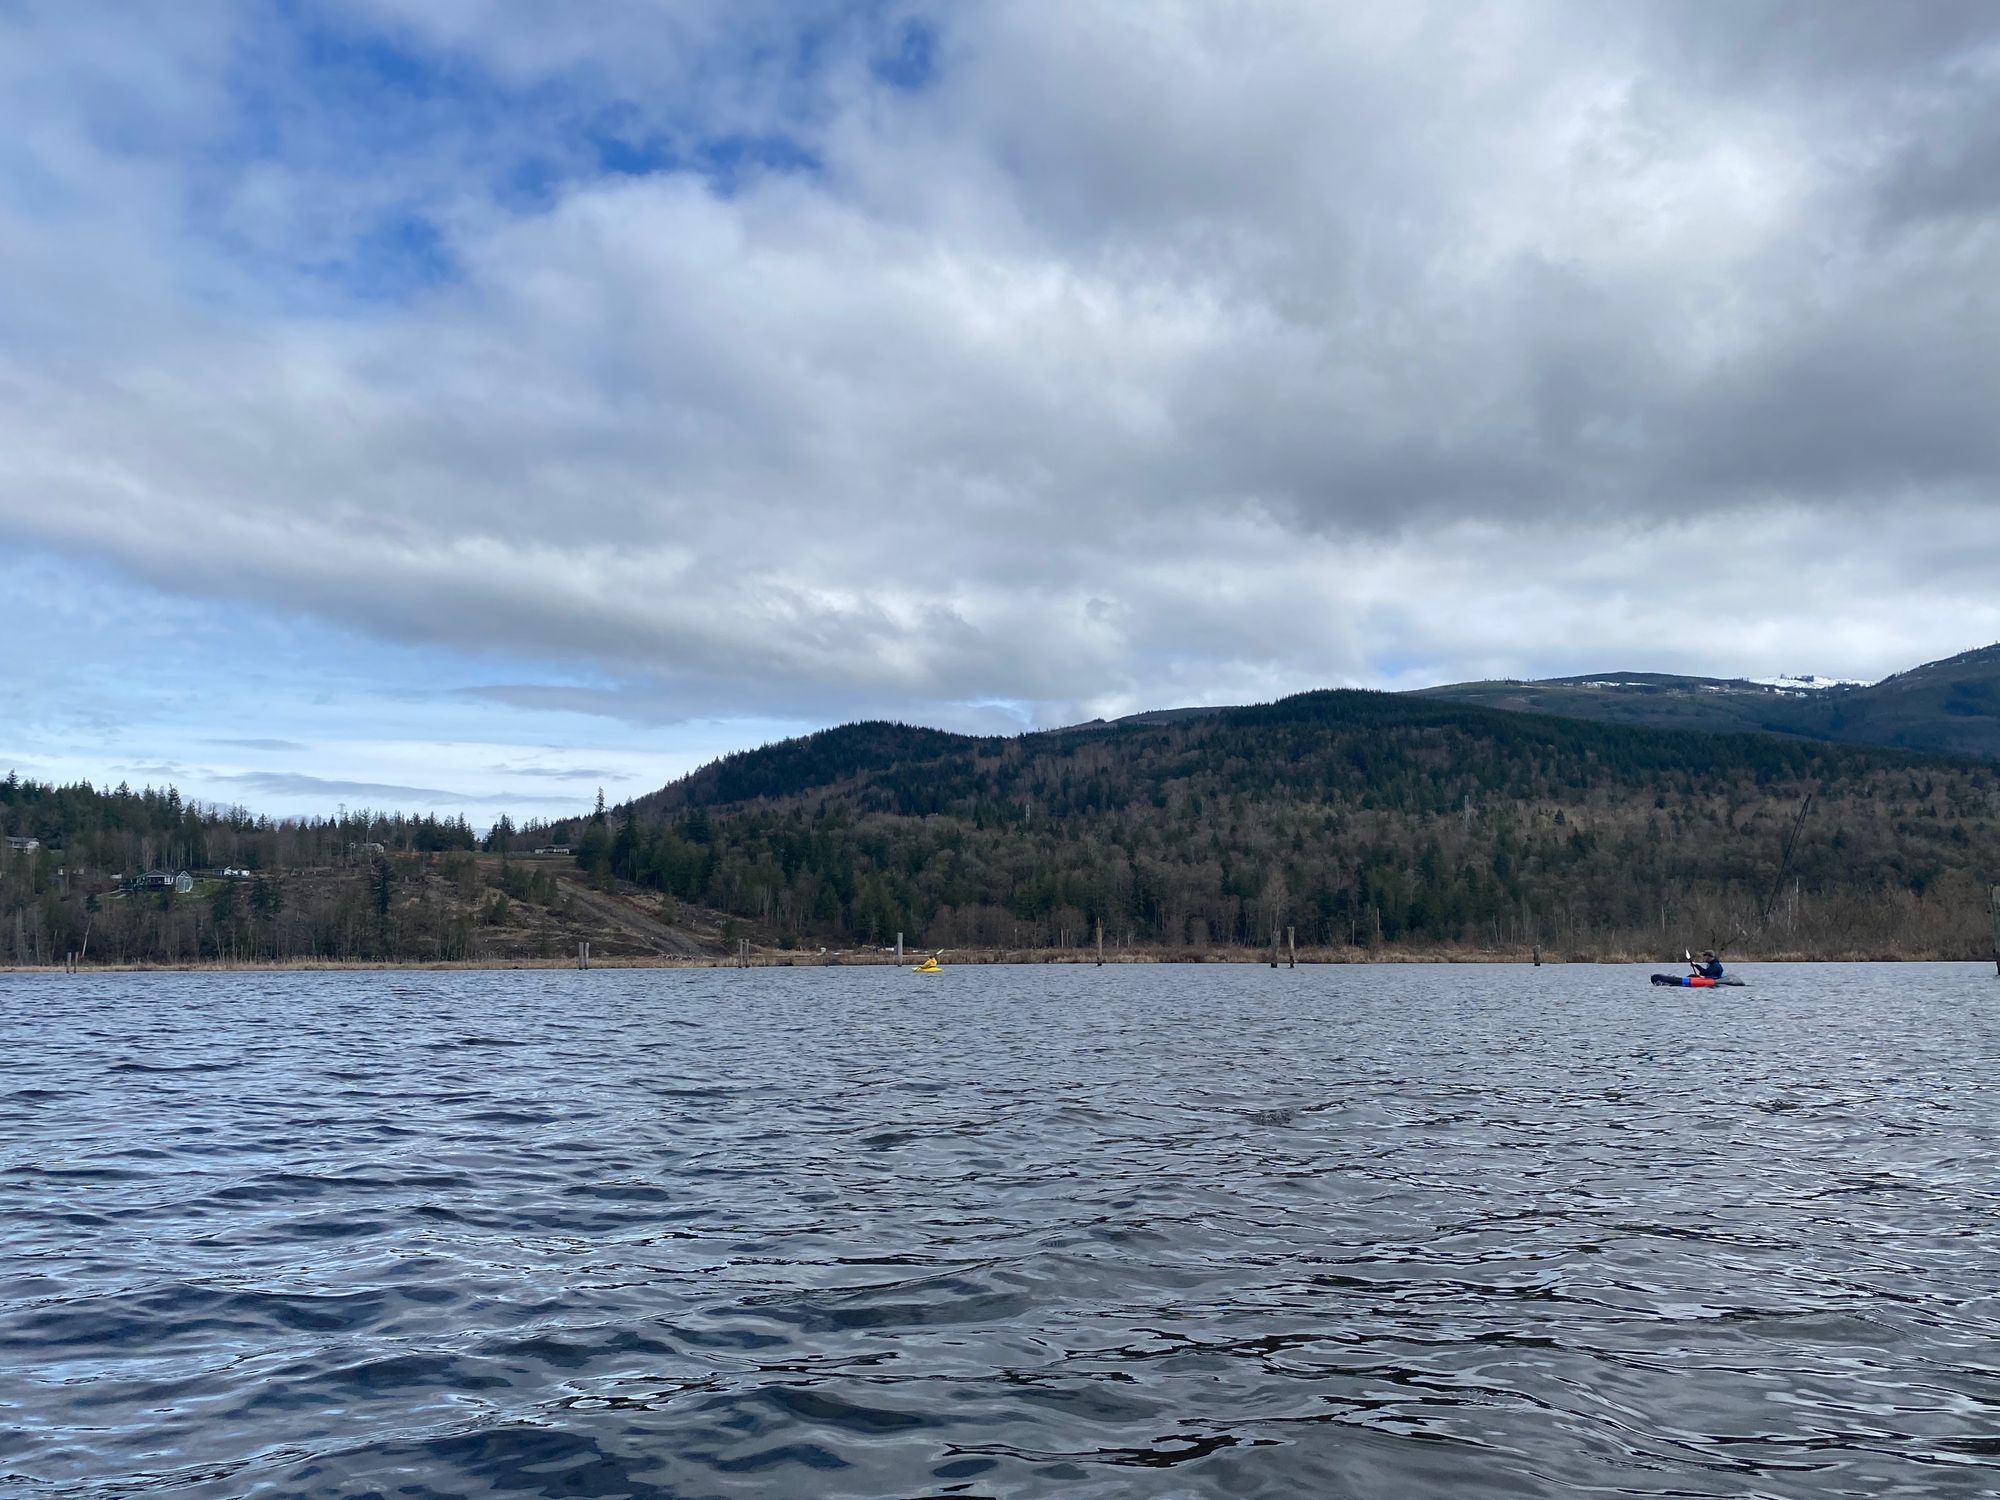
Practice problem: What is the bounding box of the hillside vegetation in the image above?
[0,776,715,965]
[12,680,2000,967]
[567,692,2000,960]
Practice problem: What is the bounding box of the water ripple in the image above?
[2,962,1996,1497]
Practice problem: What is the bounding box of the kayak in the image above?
[911,957,941,974]
[1650,973,1745,987]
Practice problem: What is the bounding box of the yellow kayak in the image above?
[911,957,941,973]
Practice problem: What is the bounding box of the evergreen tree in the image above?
[577,819,613,881]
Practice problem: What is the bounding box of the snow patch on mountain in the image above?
[1749,674,1872,693]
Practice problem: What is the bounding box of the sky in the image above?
[3,1,1997,821]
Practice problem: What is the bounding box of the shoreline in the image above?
[4,948,1992,974]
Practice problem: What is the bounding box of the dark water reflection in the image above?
[3,963,1997,1498]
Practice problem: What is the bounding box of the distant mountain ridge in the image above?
[1417,643,2000,761]
[1053,645,2000,762]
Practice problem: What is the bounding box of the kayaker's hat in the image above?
[1702,950,1716,959]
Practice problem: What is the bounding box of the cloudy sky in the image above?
[3,1,1995,819]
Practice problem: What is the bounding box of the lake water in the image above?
[3,963,1997,1499]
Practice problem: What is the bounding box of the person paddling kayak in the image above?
[1650,951,1743,987]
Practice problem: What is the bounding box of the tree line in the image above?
[0,773,563,965]
[9,690,1998,965]
[566,693,2000,959]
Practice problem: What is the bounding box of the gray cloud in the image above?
[216,770,580,809]
[491,764,623,781]
[458,684,713,727]
[111,762,189,781]
[1,0,1996,728]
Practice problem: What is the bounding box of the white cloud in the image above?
[1,0,1996,771]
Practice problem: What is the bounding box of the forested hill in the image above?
[1418,643,2000,761]
[628,692,1918,816]
[0,776,672,967]
[573,691,2000,959]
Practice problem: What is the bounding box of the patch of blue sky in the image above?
[500,115,827,215]
[0,136,81,221]
[185,3,840,302]
[318,209,458,302]
[871,16,939,91]
[0,547,790,819]
[687,132,825,193]
[216,10,508,172]
[1359,655,1452,692]
[177,10,527,308]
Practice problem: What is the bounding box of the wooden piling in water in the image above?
[1095,921,1104,967]
[1990,886,1999,978]
[1288,926,1296,969]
